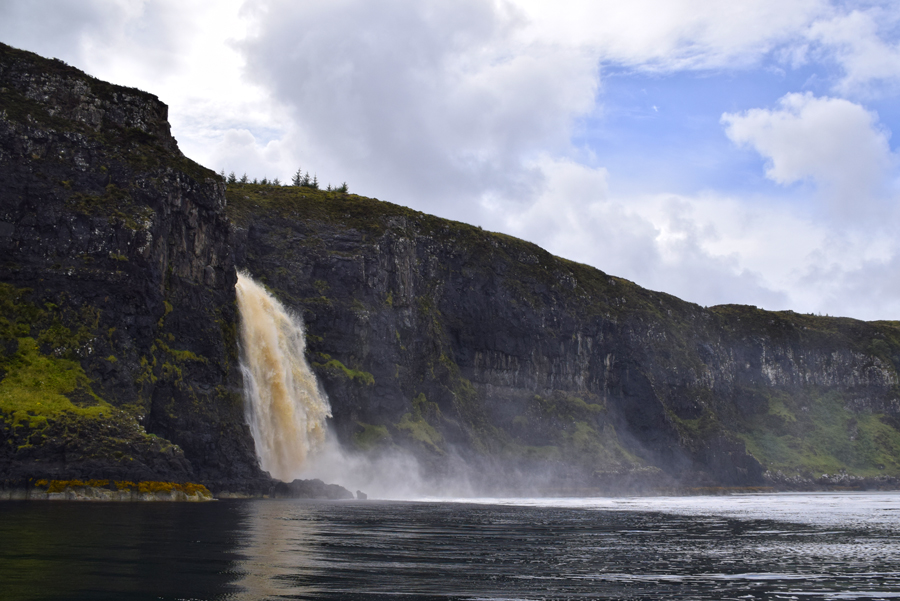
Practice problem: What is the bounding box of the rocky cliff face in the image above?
[228,186,900,491]
[0,43,264,489]
[3,43,899,494]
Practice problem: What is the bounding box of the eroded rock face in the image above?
[228,187,900,490]
[3,42,899,494]
[0,43,264,490]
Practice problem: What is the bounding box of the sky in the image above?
[3,0,900,320]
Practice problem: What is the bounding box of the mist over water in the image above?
[299,438,482,499]
[295,438,423,498]
[232,270,676,499]
[235,272,331,481]
[236,271,435,496]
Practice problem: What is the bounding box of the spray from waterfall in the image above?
[235,271,331,481]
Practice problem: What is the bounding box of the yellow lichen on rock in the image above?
[20,479,213,501]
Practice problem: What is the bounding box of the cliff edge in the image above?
[0,43,265,492]
[229,185,900,492]
[3,42,900,495]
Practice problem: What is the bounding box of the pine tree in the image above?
[260,176,269,185]
[292,168,302,187]
[252,177,258,185]
[240,173,248,184]
[311,174,319,190]
[337,182,349,193]
[273,177,281,186]
[301,171,311,187]
[227,171,237,184]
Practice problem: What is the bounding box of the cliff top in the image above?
[226,182,900,351]
[0,42,217,202]
[0,42,179,154]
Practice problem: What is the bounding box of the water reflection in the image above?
[2,494,900,600]
[233,499,325,599]
[225,495,900,600]
[0,501,246,601]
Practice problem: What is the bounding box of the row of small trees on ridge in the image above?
[219,167,348,193]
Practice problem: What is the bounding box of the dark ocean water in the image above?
[2,493,899,600]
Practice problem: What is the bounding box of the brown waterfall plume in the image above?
[235,271,331,481]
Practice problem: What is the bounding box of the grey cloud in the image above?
[798,251,900,321]
[0,0,110,63]
[0,1,189,84]
[239,0,596,220]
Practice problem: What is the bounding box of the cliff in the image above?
[3,42,900,494]
[0,43,265,491]
[228,185,900,491]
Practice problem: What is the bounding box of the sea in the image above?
[2,492,899,600]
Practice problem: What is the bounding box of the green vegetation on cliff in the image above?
[738,388,900,477]
[1,42,264,489]
[4,40,900,492]
[0,283,185,470]
[227,181,900,489]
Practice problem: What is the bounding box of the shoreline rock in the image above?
[0,479,213,501]
[0,477,360,501]
[272,478,355,500]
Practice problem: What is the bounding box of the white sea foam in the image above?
[431,492,900,531]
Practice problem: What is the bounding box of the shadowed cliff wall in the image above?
[3,42,899,493]
[228,185,900,490]
[0,43,264,489]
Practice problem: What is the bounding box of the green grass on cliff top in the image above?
[225,183,694,320]
[710,304,900,356]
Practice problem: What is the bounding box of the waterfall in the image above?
[235,271,331,481]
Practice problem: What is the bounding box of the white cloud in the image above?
[486,158,794,310]
[515,0,827,70]
[491,158,900,320]
[208,129,295,182]
[234,0,841,217]
[0,0,283,174]
[5,0,900,319]
[721,92,894,221]
[807,7,900,94]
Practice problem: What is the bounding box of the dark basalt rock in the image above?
[3,42,900,494]
[227,185,900,491]
[273,478,354,500]
[0,42,266,491]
